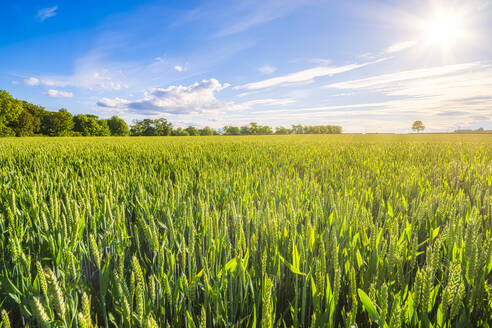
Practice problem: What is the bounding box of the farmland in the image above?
[0,135,491,327]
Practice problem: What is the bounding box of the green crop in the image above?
[0,134,491,327]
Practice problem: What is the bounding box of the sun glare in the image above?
[426,12,464,44]
[421,8,467,50]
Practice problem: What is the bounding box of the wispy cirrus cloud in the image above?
[212,0,313,38]
[236,58,386,90]
[229,61,492,132]
[230,98,296,110]
[386,40,417,53]
[325,62,480,90]
[37,6,58,22]
[321,61,492,129]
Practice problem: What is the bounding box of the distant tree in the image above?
[8,102,45,136]
[412,121,425,133]
[291,124,303,134]
[131,119,154,136]
[240,125,251,135]
[240,122,273,135]
[257,125,273,135]
[131,118,172,136]
[97,119,111,136]
[199,126,215,136]
[224,126,240,135]
[41,109,74,136]
[249,122,259,134]
[185,126,200,136]
[154,118,173,136]
[0,90,23,136]
[275,126,290,135]
[173,127,190,136]
[74,114,109,136]
[106,116,129,136]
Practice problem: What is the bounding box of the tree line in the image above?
[0,90,342,137]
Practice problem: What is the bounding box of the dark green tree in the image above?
[275,126,290,135]
[185,126,200,136]
[41,109,74,136]
[97,119,111,136]
[240,125,252,135]
[8,102,45,136]
[257,125,273,135]
[224,126,241,135]
[173,127,190,136]
[154,118,173,136]
[74,114,105,136]
[199,126,215,136]
[0,90,23,136]
[131,118,172,136]
[131,119,154,136]
[106,116,129,136]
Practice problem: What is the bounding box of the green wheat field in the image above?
[0,135,491,328]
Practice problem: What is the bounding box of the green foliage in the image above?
[199,126,215,136]
[412,120,425,133]
[0,135,490,327]
[74,114,111,136]
[275,126,291,134]
[185,126,200,136]
[41,108,75,136]
[107,116,130,136]
[0,90,23,136]
[173,127,190,136]
[239,122,273,135]
[131,118,173,136]
[7,102,45,136]
[223,125,241,135]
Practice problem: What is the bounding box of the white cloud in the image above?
[41,79,64,87]
[46,89,73,98]
[386,40,417,53]
[257,65,277,74]
[16,68,125,91]
[91,73,122,90]
[174,65,184,72]
[37,6,58,22]
[25,77,41,86]
[98,78,230,115]
[14,76,67,87]
[236,59,385,90]
[97,78,298,116]
[97,97,130,110]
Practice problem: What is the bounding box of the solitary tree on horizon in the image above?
[412,120,425,133]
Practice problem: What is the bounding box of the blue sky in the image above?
[1,0,491,132]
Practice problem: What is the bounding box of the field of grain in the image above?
[0,135,491,327]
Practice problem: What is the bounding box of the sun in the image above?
[420,7,467,51]
[424,11,465,46]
